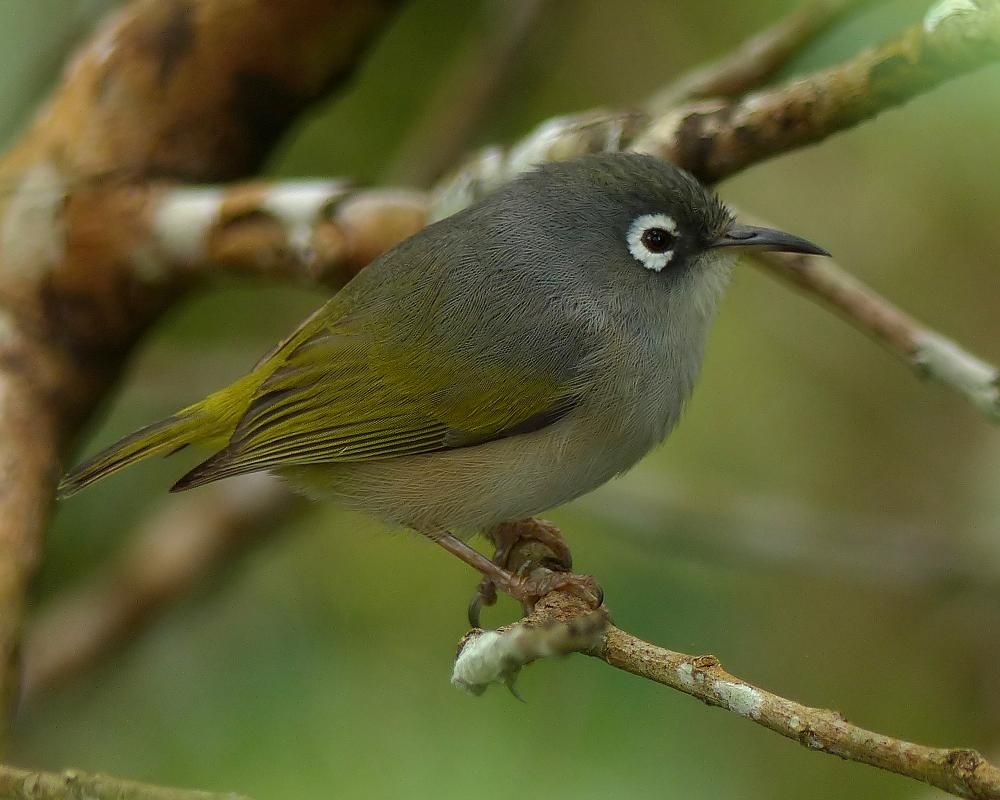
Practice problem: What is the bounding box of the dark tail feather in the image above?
[169,448,240,492]
[59,410,212,498]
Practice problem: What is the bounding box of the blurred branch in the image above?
[0,762,250,800]
[147,180,429,289]
[22,475,304,703]
[752,246,1000,420]
[385,0,547,186]
[579,478,1000,593]
[0,0,401,741]
[454,588,1000,800]
[648,0,876,111]
[634,0,1000,181]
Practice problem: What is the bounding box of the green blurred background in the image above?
[7,0,1000,797]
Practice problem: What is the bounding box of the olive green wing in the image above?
[172,309,579,490]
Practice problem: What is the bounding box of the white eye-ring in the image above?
[627,213,679,272]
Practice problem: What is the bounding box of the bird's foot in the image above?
[491,518,574,572]
[468,518,603,627]
[512,570,603,613]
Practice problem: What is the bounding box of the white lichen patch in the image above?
[915,331,1000,420]
[452,614,607,697]
[152,187,225,267]
[261,180,350,259]
[924,0,979,32]
[431,146,506,222]
[507,115,581,175]
[1,162,67,281]
[451,629,525,696]
[713,679,763,720]
[507,112,631,178]
[676,662,697,688]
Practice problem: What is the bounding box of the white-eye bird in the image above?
[60,153,828,616]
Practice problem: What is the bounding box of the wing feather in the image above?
[172,211,597,492]
[174,305,578,489]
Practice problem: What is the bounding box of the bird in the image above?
[59,152,827,619]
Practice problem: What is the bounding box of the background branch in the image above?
[0,0,402,739]
[21,475,304,704]
[751,246,1000,419]
[0,762,250,800]
[634,0,1000,180]
[648,0,878,110]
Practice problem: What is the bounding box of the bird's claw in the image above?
[510,570,603,614]
[467,518,603,627]
[467,578,498,628]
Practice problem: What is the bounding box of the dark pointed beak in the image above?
[710,223,830,257]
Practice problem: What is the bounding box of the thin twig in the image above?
[752,247,1000,420]
[578,478,1000,593]
[0,762,250,800]
[648,0,876,111]
[454,591,1000,800]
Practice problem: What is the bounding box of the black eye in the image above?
[641,227,674,253]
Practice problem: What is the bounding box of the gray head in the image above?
[460,152,827,332]
[499,152,825,277]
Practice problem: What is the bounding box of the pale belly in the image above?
[281,406,668,535]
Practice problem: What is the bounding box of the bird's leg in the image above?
[425,529,522,593]
[468,518,603,627]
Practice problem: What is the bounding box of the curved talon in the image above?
[467,592,483,629]
[467,578,498,628]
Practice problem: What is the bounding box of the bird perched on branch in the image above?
[60,153,827,620]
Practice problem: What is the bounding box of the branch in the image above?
[21,475,303,703]
[751,247,1000,420]
[648,0,876,110]
[579,478,1000,593]
[454,591,1000,800]
[0,0,402,738]
[147,181,429,289]
[634,0,1000,181]
[0,762,250,800]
